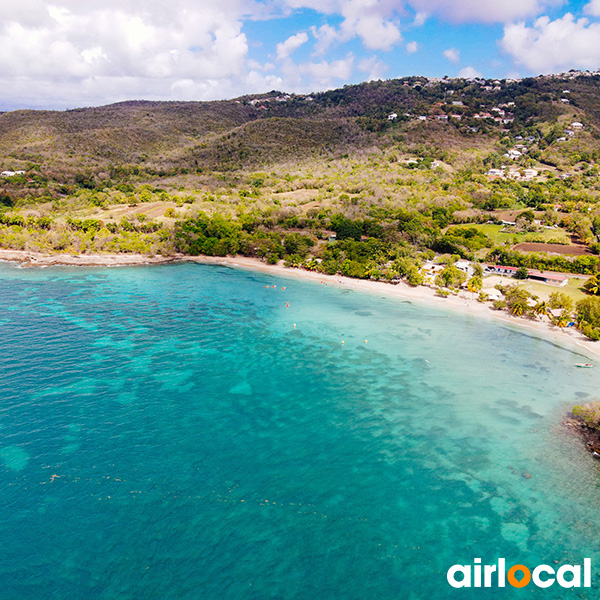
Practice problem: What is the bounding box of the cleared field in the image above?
[461,223,571,246]
[513,241,591,255]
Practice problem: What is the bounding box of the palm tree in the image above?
[584,275,600,296]
[554,312,570,328]
[509,298,529,317]
[533,301,548,321]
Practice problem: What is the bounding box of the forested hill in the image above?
[1,71,600,176]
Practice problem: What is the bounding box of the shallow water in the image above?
[1,262,599,599]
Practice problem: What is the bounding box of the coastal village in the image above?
[1,71,600,341]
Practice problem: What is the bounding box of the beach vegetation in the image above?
[572,402,600,429]
[548,291,575,314]
[435,264,466,289]
[576,297,600,339]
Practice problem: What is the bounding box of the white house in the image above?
[388,113,398,120]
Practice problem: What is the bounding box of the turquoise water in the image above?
[1,261,600,599]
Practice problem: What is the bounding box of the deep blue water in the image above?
[1,261,600,599]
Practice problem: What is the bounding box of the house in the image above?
[1,170,24,177]
[455,260,474,277]
[522,168,538,181]
[487,168,505,179]
[487,265,568,285]
[388,113,398,121]
[486,288,503,301]
[489,265,519,276]
[571,122,584,130]
[526,270,568,286]
[506,149,522,160]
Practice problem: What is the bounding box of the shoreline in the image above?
[2,248,600,360]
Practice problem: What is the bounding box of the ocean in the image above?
[0,261,599,599]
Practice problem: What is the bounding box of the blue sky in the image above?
[1,0,600,110]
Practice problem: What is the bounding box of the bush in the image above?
[573,402,600,429]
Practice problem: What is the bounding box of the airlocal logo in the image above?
[447,558,592,589]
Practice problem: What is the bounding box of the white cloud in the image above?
[276,31,309,60]
[443,48,460,63]
[501,14,600,73]
[358,56,388,80]
[284,0,402,51]
[340,8,402,50]
[407,0,560,24]
[311,24,339,55]
[298,56,355,87]
[406,41,419,53]
[584,0,600,17]
[279,54,354,90]
[458,66,482,78]
[413,11,428,26]
[0,0,252,108]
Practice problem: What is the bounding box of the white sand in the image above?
[1,248,598,360]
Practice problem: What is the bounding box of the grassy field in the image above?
[467,223,572,246]
[483,274,590,302]
[522,276,590,303]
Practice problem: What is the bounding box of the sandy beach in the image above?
[1,248,599,360]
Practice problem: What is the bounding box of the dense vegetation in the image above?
[3,71,600,337]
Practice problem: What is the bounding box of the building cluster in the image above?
[487,167,538,181]
[556,121,584,142]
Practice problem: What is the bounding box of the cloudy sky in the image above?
[2,0,600,110]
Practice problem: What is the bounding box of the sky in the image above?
[2,0,600,110]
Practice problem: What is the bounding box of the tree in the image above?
[577,296,600,338]
[467,275,482,293]
[515,266,529,280]
[533,301,548,320]
[583,274,600,296]
[509,298,529,317]
[435,264,466,289]
[548,291,575,315]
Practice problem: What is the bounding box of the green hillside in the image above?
[3,72,600,338]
